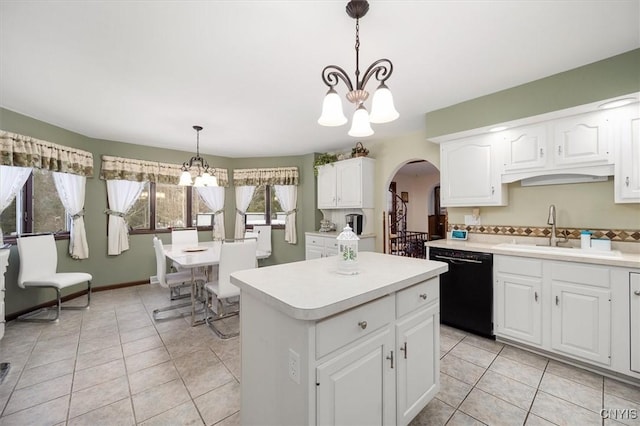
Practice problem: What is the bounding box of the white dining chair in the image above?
[203,240,257,338]
[169,228,199,298]
[16,234,92,322]
[152,236,206,321]
[252,225,272,258]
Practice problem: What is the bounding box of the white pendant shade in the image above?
[179,171,193,186]
[193,176,205,187]
[369,83,399,124]
[202,172,218,187]
[318,88,347,126]
[348,105,374,137]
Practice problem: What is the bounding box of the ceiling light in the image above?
[598,97,636,109]
[179,125,218,187]
[318,0,399,137]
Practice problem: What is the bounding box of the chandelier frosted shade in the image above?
[348,104,374,137]
[369,83,399,124]
[318,88,348,126]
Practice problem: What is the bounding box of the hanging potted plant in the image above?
[352,142,369,157]
[313,153,338,176]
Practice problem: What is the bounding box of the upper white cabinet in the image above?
[501,110,614,182]
[553,110,611,167]
[440,134,507,207]
[317,157,375,209]
[614,104,640,203]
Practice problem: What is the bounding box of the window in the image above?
[0,169,69,239]
[245,184,285,227]
[127,183,213,233]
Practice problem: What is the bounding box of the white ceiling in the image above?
[1,1,638,158]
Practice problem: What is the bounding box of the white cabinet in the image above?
[552,111,611,167]
[615,104,640,203]
[495,256,615,368]
[630,273,640,373]
[395,302,439,425]
[317,327,395,426]
[494,256,543,345]
[317,157,375,209]
[440,134,507,207]
[502,124,548,173]
[305,232,375,260]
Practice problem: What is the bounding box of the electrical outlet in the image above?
[288,348,300,384]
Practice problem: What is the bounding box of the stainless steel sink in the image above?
[495,243,622,258]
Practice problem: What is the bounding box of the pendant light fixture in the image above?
[318,0,399,137]
[178,125,218,187]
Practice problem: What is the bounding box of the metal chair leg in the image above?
[204,296,239,339]
[17,282,91,323]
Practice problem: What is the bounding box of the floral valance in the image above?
[0,130,94,177]
[233,167,299,186]
[100,155,229,187]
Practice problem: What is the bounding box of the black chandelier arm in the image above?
[321,65,355,92]
[182,156,210,172]
[357,58,393,91]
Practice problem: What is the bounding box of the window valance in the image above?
[1,130,94,177]
[100,155,229,187]
[233,167,299,186]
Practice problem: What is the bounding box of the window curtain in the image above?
[1,130,93,176]
[232,167,299,186]
[105,180,145,256]
[0,165,32,244]
[196,186,226,240]
[274,185,298,244]
[53,172,89,259]
[234,186,256,239]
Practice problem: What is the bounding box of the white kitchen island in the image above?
[231,251,448,426]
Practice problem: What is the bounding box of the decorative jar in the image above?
[336,225,359,275]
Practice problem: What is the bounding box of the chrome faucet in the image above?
[547,204,568,247]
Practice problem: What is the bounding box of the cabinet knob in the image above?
[358,321,368,330]
[626,177,630,187]
[634,290,640,296]
[540,148,544,158]
[419,293,427,300]
[491,186,495,195]
[558,146,563,155]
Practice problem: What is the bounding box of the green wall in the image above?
[0,108,315,316]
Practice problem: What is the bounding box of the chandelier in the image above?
[318,0,399,137]
[178,125,218,187]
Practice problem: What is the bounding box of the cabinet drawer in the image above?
[551,262,610,288]
[496,256,542,277]
[307,236,326,247]
[396,278,439,318]
[325,239,339,251]
[316,295,394,359]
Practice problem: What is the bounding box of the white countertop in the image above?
[425,239,640,269]
[231,251,448,321]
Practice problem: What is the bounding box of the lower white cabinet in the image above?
[494,256,543,345]
[550,282,611,365]
[631,273,640,373]
[495,256,615,367]
[240,276,440,426]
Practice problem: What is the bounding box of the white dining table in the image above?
[163,240,270,326]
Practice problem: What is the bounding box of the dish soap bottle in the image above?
[580,230,592,250]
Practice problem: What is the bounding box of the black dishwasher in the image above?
[429,247,494,338]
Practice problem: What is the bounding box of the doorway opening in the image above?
[384,160,446,258]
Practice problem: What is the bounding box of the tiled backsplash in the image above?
[449,224,640,243]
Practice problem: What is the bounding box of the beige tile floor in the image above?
[0,284,638,426]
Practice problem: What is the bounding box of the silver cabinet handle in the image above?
[400,342,407,359]
[558,146,562,155]
[555,295,559,305]
[386,350,394,369]
[358,321,368,330]
[419,293,427,300]
[491,186,495,194]
[535,291,538,302]
[626,177,630,187]
[540,148,544,158]
[634,290,640,296]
